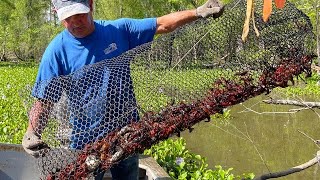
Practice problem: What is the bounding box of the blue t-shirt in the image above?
[33,18,157,149]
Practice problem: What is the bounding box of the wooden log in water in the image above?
[263,99,320,108]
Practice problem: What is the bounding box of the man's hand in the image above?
[196,0,224,18]
[22,130,48,158]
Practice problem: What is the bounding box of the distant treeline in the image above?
[0,0,316,62]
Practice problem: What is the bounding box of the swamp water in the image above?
[182,94,320,179]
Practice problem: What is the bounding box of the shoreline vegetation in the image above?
[0,62,319,179]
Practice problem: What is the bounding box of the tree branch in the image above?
[254,151,320,180]
[263,99,320,109]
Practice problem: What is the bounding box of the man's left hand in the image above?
[22,130,48,158]
[196,0,224,18]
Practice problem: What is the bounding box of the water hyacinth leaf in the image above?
[195,154,202,160]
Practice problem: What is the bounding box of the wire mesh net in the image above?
[23,0,316,179]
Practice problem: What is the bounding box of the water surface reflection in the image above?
[182,95,320,179]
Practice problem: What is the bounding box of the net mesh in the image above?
[23,0,316,179]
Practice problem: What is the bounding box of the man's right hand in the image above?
[22,130,48,158]
[196,0,224,18]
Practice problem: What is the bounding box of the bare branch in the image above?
[298,130,320,149]
[210,123,247,141]
[243,122,271,173]
[211,122,271,172]
[238,103,297,114]
[254,151,320,180]
[263,99,320,109]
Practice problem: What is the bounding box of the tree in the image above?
[0,0,60,62]
[0,0,15,61]
[94,0,203,19]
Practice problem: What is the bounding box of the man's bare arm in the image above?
[156,0,224,34]
[156,10,198,34]
[27,99,53,134]
[23,99,52,157]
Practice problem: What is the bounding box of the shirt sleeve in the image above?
[123,18,157,49]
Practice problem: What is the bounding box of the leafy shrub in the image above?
[274,72,320,97]
[144,137,254,180]
[0,63,37,143]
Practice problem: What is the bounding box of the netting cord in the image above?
[124,1,243,121]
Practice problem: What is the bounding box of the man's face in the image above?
[62,13,94,38]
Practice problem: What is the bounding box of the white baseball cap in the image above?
[52,0,90,21]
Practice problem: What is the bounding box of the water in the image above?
[182,94,320,179]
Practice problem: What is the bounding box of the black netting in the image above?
[23,0,316,179]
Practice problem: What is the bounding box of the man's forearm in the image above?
[155,0,224,34]
[156,9,198,34]
[27,100,52,134]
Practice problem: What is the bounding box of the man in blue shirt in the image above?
[22,0,224,179]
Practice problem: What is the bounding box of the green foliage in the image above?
[0,0,62,61]
[290,0,317,26]
[9,0,60,61]
[0,63,37,143]
[274,72,320,97]
[144,137,254,180]
[0,0,318,62]
[132,67,224,112]
[41,119,62,147]
[94,0,195,19]
[94,0,230,20]
[211,108,232,120]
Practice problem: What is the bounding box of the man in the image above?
[22,0,224,179]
